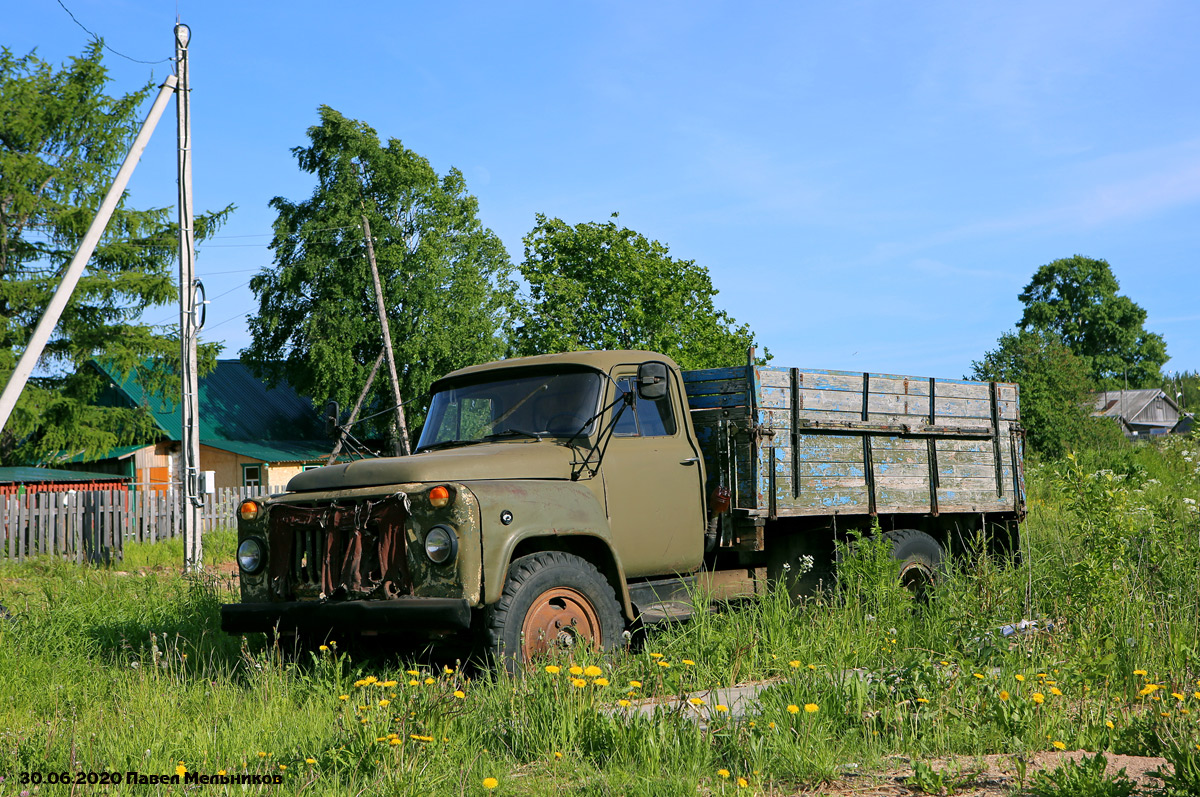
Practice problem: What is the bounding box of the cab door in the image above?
[600,367,706,578]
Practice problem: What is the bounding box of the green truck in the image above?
[221,350,1024,663]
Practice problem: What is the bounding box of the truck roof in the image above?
[434,350,681,387]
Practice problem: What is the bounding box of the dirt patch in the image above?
[773,751,1170,796]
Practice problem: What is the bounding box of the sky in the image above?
[7,0,1200,382]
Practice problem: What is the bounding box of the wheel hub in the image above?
[521,587,602,661]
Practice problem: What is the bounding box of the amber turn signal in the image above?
[428,485,451,508]
[238,500,260,521]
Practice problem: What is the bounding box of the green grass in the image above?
[1,435,1198,795]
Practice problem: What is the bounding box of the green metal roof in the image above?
[94,359,326,460]
[0,466,129,484]
[50,444,146,465]
[203,439,336,463]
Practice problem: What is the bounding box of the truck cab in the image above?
[220,351,709,663]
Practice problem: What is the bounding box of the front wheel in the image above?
[483,551,625,670]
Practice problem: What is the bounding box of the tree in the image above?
[1017,255,1167,388]
[510,214,764,369]
[243,107,514,447]
[0,43,230,464]
[971,330,1124,459]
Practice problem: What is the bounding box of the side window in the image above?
[610,377,676,437]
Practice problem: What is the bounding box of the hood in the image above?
[286,441,578,492]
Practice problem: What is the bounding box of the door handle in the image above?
[680,457,699,466]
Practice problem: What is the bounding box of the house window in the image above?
[302,463,323,471]
[242,464,262,488]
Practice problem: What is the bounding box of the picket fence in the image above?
[1,487,267,564]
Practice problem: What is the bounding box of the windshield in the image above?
[417,369,603,451]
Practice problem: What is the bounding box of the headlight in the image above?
[423,525,458,565]
[237,538,265,574]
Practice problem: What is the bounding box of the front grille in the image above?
[267,496,411,601]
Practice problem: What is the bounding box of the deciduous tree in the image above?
[243,107,514,448]
[1017,255,1167,388]
[510,214,764,369]
[0,43,230,464]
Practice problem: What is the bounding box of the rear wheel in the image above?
[884,529,944,599]
[484,551,624,670]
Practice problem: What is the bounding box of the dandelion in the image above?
[584,665,603,677]
[364,676,378,685]
[618,699,631,707]
[444,666,455,674]
[689,696,705,706]
[629,680,642,688]
[939,660,950,666]
[682,659,696,666]
[257,752,267,758]
[569,666,584,676]
[789,660,801,668]
[218,770,226,776]
[737,777,749,788]
[176,764,187,777]
[1015,674,1026,682]
[808,663,816,670]
[545,665,560,674]
[338,695,349,701]
[716,704,729,712]
[973,673,984,680]
[1171,692,1185,701]
[658,661,671,668]
[379,699,390,707]
[554,752,563,760]
[805,703,819,713]
[408,680,419,687]
[388,738,401,746]
[717,769,730,779]
[1139,684,1161,696]
[407,669,420,676]
[787,704,800,714]
[768,722,776,729]
[1050,687,1063,697]
[593,678,609,687]
[381,680,397,688]
[279,765,287,771]
[424,677,435,685]
[999,691,1010,701]
[1032,693,1045,704]
[649,652,663,658]
[454,690,466,699]
[1106,721,1115,729]
[319,645,329,652]
[1133,669,1148,676]
[916,698,929,704]
[1194,692,1200,700]
[482,777,499,790]
[305,758,316,764]
[1052,741,1066,751]
[571,678,587,688]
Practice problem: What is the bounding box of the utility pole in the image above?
[176,23,203,573]
[359,207,410,455]
[327,349,385,464]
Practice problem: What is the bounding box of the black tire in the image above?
[484,551,625,671]
[885,529,944,599]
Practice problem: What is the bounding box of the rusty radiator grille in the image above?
[290,524,325,598]
[267,496,411,601]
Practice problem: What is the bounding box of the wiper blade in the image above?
[481,428,544,441]
[416,439,480,452]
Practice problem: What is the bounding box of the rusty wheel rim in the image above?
[899,561,935,599]
[520,587,603,661]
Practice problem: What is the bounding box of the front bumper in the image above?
[220,598,473,635]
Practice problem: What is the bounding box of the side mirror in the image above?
[324,399,340,437]
[637,361,669,401]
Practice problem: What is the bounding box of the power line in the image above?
[54,0,172,65]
